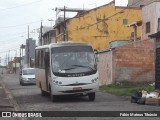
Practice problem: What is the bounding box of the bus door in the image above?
[44,50,51,91]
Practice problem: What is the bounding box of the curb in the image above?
[0,75,32,120]
[0,76,20,111]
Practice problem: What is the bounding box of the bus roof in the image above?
[35,42,92,50]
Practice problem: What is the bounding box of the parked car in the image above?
[19,68,35,85]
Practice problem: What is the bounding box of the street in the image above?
[0,70,159,120]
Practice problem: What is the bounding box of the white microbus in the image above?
[35,42,99,102]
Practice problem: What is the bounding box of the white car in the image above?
[19,68,35,85]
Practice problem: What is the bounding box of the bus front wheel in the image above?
[49,87,57,102]
[88,92,95,101]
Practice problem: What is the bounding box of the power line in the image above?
[0,47,20,54]
[0,0,43,12]
[0,18,52,29]
[0,20,41,29]
[0,31,27,38]
[0,34,27,42]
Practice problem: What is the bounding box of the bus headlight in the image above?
[91,77,98,83]
[52,80,62,85]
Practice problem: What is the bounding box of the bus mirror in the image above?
[94,49,99,62]
[94,49,98,54]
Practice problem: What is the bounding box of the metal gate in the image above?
[155,47,160,89]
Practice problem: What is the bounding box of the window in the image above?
[123,19,128,25]
[158,18,160,32]
[146,22,150,33]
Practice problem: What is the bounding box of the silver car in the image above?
[19,68,35,85]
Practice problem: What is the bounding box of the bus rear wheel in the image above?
[41,89,47,96]
[88,92,95,101]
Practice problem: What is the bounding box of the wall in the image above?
[128,0,160,7]
[98,50,113,85]
[98,39,155,85]
[56,1,142,50]
[142,2,160,40]
[113,39,154,83]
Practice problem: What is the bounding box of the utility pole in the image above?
[28,25,30,67]
[134,26,137,41]
[5,53,7,66]
[20,45,21,69]
[64,6,66,41]
[8,50,10,65]
[14,50,17,74]
[40,20,43,45]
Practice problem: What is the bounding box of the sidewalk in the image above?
[0,75,15,111]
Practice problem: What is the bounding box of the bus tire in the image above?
[41,89,47,96]
[19,80,22,85]
[49,87,57,102]
[88,92,95,101]
[40,83,47,96]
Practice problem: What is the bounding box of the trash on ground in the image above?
[131,90,160,106]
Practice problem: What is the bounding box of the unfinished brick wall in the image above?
[98,39,155,85]
[113,39,155,83]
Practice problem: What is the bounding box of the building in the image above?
[147,2,160,89]
[25,38,36,67]
[141,1,160,39]
[39,26,55,46]
[54,7,88,42]
[128,0,160,7]
[54,1,142,50]
[97,1,160,85]
[42,29,56,45]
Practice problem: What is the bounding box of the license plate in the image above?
[73,87,82,91]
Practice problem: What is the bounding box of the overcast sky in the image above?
[0,0,128,65]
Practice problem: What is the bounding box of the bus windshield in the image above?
[51,46,97,77]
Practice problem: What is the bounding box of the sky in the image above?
[0,0,128,65]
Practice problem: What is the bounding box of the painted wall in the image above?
[56,1,142,50]
[142,2,160,40]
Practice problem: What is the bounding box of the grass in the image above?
[99,82,155,96]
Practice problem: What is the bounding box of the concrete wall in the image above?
[98,39,155,85]
[98,50,113,85]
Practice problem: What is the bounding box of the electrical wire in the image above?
[0,18,52,29]
[0,0,43,12]
[0,34,27,42]
[0,20,41,29]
